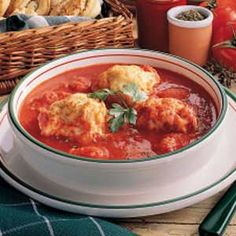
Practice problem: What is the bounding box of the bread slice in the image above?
[9,0,51,15]
[0,0,11,16]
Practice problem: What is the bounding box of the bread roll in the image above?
[82,0,101,18]
[9,0,50,15]
[50,0,101,17]
[0,0,11,16]
[50,0,62,8]
[50,0,86,16]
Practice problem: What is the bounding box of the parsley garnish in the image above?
[89,83,147,132]
[88,88,114,101]
[109,104,137,133]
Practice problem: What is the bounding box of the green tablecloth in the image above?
[0,177,136,236]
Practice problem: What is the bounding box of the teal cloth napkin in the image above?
[0,177,136,236]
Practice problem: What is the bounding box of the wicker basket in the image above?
[119,0,136,14]
[0,0,134,95]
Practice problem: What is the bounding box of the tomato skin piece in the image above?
[140,65,157,74]
[212,23,236,72]
[156,88,190,100]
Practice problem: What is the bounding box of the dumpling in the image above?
[136,97,198,134]
[97,65,160,94]
[38,93,108,144]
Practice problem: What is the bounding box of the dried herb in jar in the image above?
[176,9,206,21]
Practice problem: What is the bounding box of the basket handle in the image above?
[105,0,133,20]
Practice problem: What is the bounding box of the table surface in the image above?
[1,84,236,236]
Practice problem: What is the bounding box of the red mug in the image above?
[136,0,187,52]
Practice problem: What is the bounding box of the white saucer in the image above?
[1,91,236,218]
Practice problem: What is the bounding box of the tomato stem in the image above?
[205,0,217,10]
[230,24,236,47]
[212,24,236,49]
[188,0,217,10]
[212,40,236,49]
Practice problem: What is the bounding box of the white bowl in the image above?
[7,49,227,197]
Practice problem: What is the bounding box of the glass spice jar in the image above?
[136,0,187,52]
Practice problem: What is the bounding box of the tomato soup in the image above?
[19,64,217,160]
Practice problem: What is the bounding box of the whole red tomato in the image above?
[192,0,236,29]
[212,22,236,72]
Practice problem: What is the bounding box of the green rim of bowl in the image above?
[0,88,234,209]
[8,48,228,164]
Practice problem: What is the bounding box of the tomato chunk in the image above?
[157,88,190,100]
[69,146,110,159]
[68,77,92,92]
[30,91,71,111]
[155,133,192,154]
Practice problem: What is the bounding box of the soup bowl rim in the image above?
[8,48,228,163]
